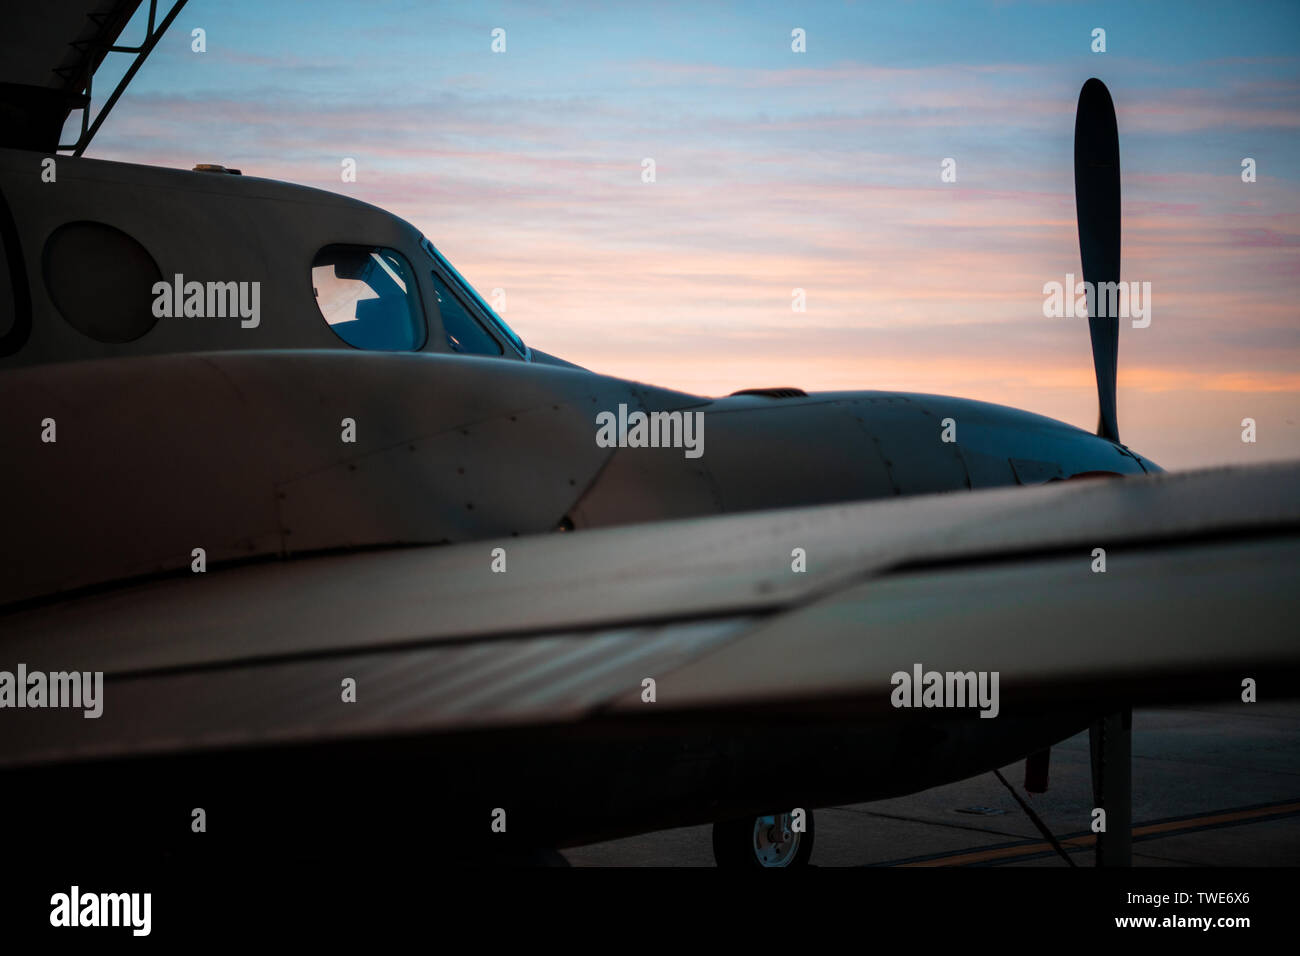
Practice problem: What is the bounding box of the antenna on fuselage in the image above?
[1073,78,1122,445]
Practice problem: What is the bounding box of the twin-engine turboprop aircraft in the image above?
[1,2,1296,869]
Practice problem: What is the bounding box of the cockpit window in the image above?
[312,245,425,351]
[429,272,502,355]
[420,237,526,356]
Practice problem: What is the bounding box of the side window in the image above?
[429,271,501,355]
[312,245,425,351]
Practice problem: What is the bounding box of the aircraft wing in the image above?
[2,461,1297,848]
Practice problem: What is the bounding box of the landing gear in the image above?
[1090,708,1132,866]
[712,810,815,868]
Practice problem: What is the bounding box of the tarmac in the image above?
[563,701,1300,866]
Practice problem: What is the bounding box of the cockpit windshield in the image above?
[419,238,527,356]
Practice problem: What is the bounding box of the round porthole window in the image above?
[43,221,163,343]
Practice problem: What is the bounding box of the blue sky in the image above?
[78,0,1300,469]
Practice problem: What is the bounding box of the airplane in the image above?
[0,1,1296,868]
[0,7,1155,609]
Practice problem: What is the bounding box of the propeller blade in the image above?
[1074,78,1122,444]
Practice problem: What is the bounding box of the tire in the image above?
[712,810,815,868]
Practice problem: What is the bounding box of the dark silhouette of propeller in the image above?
[1074,78,1122,444]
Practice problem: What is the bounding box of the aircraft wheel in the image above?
[712,810,814,868]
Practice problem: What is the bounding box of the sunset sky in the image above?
[78,0,1300,470]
